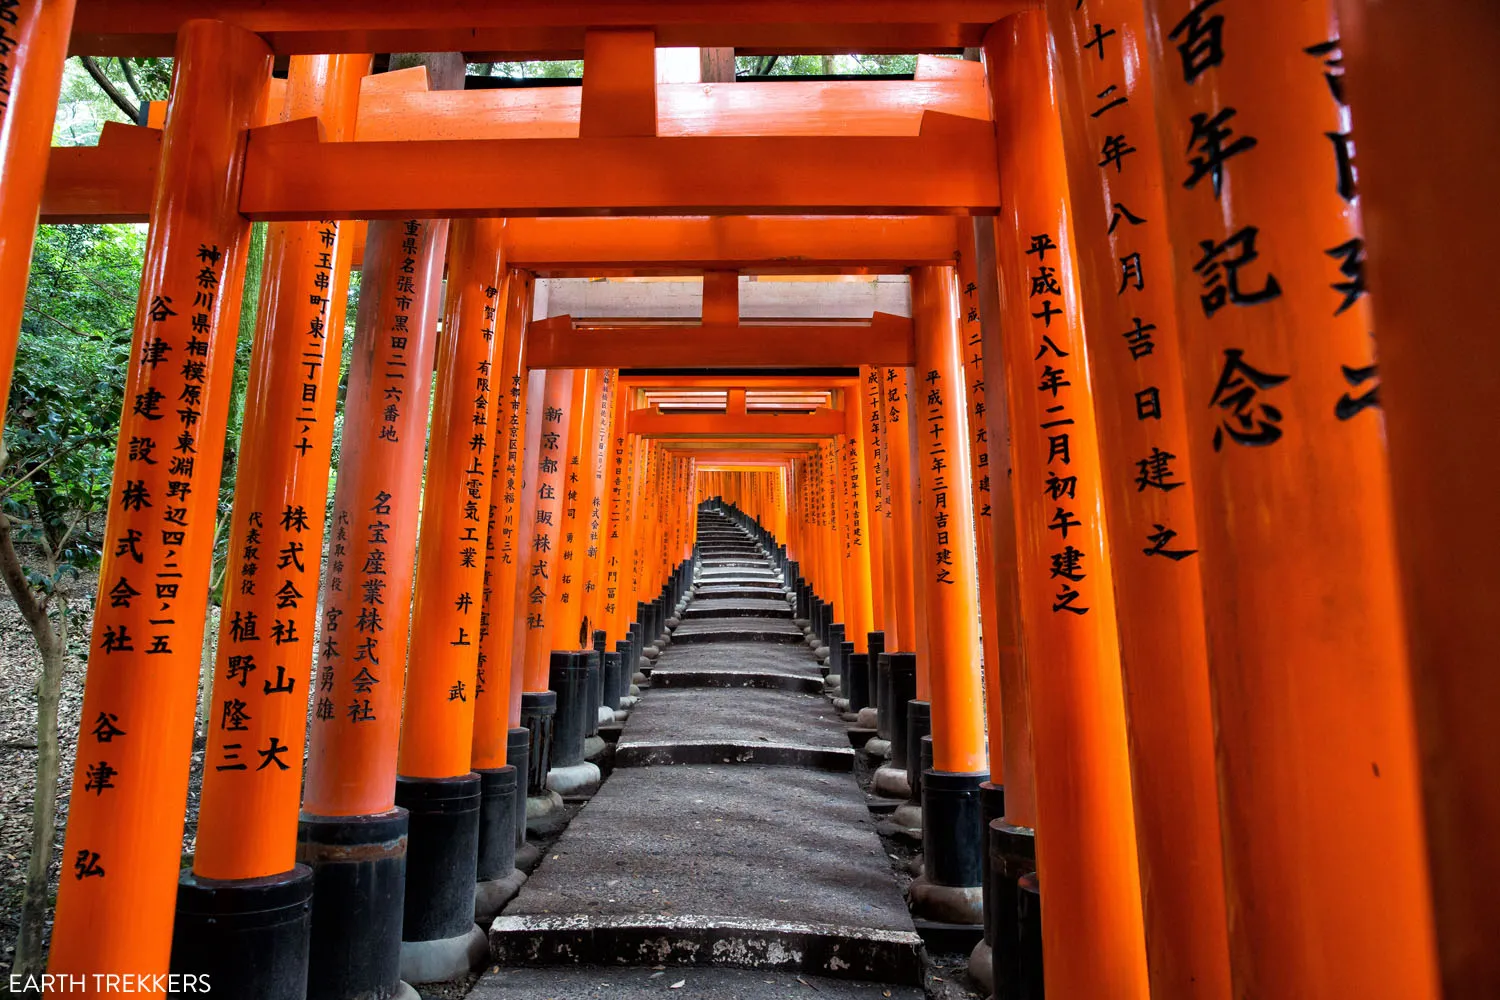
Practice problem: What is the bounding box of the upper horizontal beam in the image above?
[241,112,999,220]
[629,408,846,438]
[70,2,1026,57]
[528,314,914,369]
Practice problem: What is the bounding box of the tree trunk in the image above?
[0,516,65,979]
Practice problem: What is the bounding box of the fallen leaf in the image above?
[670,979,686,989]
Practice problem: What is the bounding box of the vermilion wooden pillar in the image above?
[177,54,365,997]
[393,217,507,967]
[50,18,272,985]
[0,0,77,441]
[957,220,1004,791]
[858,366,896,647]
[985,11,1151,998]
[839,395,874,652]
[1143,0,1439,995]
[882,365,920,659]
[1336,5,1500,993]
[518,368,575,797]
[1048,1,1232,995]
[907,265,989,924]
[473,272,532,772]
[193,51,365,881]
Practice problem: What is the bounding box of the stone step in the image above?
[691,586,791,602]
[669,619,805,645]
[681,598,793,620]
[489,765,923,986]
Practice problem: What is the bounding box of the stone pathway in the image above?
[474,510,924,998]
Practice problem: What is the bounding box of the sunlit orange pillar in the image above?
[985,12,1150,998]
[579,370,618,644]
[518,368,575,803]
[858,367,892,644]
[907,265,989,923]
[175,51,364,994]
[544,368,607,798]
[1337,9,1500,992]
[472,271,533,898]
[392,217,506,968]
[881,366,918,654]
[554,369,609,651]
[840,396,874,653]
[297,196,448,998]
[1048,2,1232,996]
[0,0,77,444]
[1143,1,1439,995]
[49,19,271,991]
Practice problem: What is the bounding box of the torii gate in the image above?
[0,3,1487,1000]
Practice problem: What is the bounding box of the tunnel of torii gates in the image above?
[0,1,1492,999]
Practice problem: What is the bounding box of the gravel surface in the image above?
[0,583,214,979]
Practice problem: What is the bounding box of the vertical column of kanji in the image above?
[545,368,605,799]
[580,369,617,643]
[519,368,575,811]
[551,369,597,652]
[858,368,890,644]
[1335,9,1500,993]
[391,218,505,971]
[971,212,1041,999]
[176,52,366,998]
[844,397,874,651]
[957,218,1014,997]
[507,367,543,800]
[906,266,989,926]
[1047,2,1232,996]
[48,19,271,986]
[0,0,77,441]
[840,391,876,724]
[298,211,450,1000]
[472,271,530,836]
[599,380,634,716]
[1143,1,1439,995]
[983,13,1150,999]
[881,367,917,652]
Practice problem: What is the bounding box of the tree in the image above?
[1,223,141,979]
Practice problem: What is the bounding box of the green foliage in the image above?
[3,224,146,588]
[734,53,923,76]
[467,60,583,79]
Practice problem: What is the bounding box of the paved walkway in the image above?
[472,510,923,998]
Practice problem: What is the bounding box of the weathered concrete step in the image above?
[698,558,772,569]
[649,641,823,681]
[649,671,824,694]
[622,685,845,745]
[697,567,779,580]
[469,964,922,1000]
[669,619,804,644]
[694,578,783,590]
[681,599,793,620]
[614,740,854,771]
[492,765,923,985]
[692,586,789,602]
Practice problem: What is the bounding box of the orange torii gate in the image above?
[0,4,1482,1000]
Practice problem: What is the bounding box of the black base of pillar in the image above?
[847,652,871,713]
[875,654,893,739]
[988,820,1038,1000]
[889,655,918,769]
[298,808,409,1000]
[603,651,624,711]
[475,765,519,881]
[548,651,590,769]
[978,782,1006,946]
[866,632,885,710]
[585,651,603,737]
[904,701,932,807]
[1018,873,1044,999]
[921,770,986,888]
[507,727,530,849]
[520,691,557,795]
[170,865,313,1000]
[395,774,481,944]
